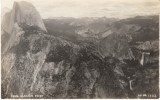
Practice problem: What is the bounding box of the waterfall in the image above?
[140,52,150,66]
[140,52,145,66]
[129,80,134,91]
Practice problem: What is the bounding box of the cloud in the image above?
[2,0,160,18]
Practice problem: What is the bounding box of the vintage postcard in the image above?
[1,0,160,99]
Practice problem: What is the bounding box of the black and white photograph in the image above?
[1,0,160,99]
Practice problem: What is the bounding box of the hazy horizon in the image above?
[1,0,160,19]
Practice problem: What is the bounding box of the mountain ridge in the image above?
[1,1,159,99]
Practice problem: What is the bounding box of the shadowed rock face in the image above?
[99,33,135,60]
[1,1,159,99]
[1,1,47,57]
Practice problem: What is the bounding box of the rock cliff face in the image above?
[1,1,159,99]
[2,1,47,56]
[2,1,46,34]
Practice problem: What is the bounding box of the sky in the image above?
[1,0,160,19]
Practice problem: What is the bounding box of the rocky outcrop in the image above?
[99,33,135,60]
[2,1,46,34]
[1,1,47,56]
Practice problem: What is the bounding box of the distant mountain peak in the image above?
[2,1,47,33]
